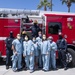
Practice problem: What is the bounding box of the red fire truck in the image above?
[0,8,75,67]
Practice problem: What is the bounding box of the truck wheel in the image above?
[0,57,3,62]
[66,48,75,67]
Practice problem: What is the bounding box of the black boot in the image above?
[64,67,68,70]
[6,66,9,69]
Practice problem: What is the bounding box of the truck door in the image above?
[45,15,62,41]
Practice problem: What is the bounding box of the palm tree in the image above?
[37,0,52,11]
[61,0,75,12]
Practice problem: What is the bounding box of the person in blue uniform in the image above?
[32,37,39,70]
[12,34,23,72]
[23,35,34,73]
[48,36,57,70]
[5,31,14,69]
[41,34,50,71]
[36,31,42,68]
[25,20,41,37]
[57,34,67,70]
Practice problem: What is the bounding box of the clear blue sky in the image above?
[0,0,75,12]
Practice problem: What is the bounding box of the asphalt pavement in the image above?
[0,65,75,75]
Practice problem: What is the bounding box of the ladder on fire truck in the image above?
[0,8,44,36]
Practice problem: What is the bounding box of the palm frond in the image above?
[71,0,75,3]
[47,3,52,9]
[60,0,67,4]
[37,0,53,11]
[37,1,44,9]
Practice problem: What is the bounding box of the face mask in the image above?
[33,40,36,43]
[59,35,62,39]
[22,34,26,38]
[34,23,37,27]
[25,37,28,41]
[49,40,52,42]
[17,36,21,40]
[43,37,46,40]
[39,34,42,37]
[10,33,13,38]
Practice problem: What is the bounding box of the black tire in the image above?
[67,48,75,67]
[0,57,2,61]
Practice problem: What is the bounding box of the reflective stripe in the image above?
[0,37,7,40]
[4,26,20,28]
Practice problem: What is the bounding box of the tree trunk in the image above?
[68,6,70,12]
[67,2,71,12]
[44,6,47,11]
[50,0,52,11]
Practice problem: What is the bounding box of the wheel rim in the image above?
[66,52,72,63]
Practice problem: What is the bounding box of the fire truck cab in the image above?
[0,8,75,67]
[43,11,75,67]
